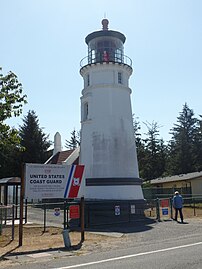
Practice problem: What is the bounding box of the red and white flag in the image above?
[64,165,84,198]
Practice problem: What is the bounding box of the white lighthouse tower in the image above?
[79,19,144,216]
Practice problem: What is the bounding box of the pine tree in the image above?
[133,116,146,179]
[65,129,80,149]
[141,121,166,180]
[192,114,202,171]
[0,126,22,177]
[167,103,198,175]
[19,110,52,163]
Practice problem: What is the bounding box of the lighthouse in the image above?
[79,19,144,221]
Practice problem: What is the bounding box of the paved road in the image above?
[3,216,202,269]
[51,241,202,269]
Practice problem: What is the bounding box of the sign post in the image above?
[43,204,47,233]
[19,164,25,246]
[80,197,85,242]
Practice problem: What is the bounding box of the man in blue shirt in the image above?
[173,191,184,223]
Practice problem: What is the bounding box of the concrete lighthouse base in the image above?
[74,177,146,227]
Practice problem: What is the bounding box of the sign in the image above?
[54,208,60,216]
[162,208,169,215]
[115,205,120,216]
[25,164,84,199]
[131,205,136,214]
[160,199,170,216]
[161,199,169,208]
[69,205,80,219]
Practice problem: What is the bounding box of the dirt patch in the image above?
[144,206,202,219]
[0,224,121,267]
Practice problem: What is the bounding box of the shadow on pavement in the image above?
[71,217,156,233]
[3,242,83,259]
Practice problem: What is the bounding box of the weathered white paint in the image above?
[84,185,144,200]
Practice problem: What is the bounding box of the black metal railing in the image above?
[80,53,132,68]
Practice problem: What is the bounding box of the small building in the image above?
[150,171,202,197]
[0,177,21,205]
[45,132,79,165]
[45,148,79,165]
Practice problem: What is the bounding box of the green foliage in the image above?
[133,116,147,179]
[19,110,52,163]
[142,179,151,187]
[138,121,167,180]
[135,104,202,181]
[0,125,23,177]
[167,103,198,175]
[194,115,202,171]
[0,67,27,178]
[0,67,27,122]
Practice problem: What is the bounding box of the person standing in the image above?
[173,191,184,223]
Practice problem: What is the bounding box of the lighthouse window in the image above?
[115,49,123,63]
[84,102,88,121]
[118,72,122,84]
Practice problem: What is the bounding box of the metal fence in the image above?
[0,205,15,241]
[1,195,202,241]
[27,197,202,228]
[24,200,146,229]
[26,202,65,232]
[144,196,202,221]
[0,203,28,243]
[26,200,84,232]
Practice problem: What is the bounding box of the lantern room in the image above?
[80,19,132,67]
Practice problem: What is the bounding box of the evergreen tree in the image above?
[133,116,146,179]
[192,114,202,171]
[65,129,80,149]
[0,126,22,177]
[141,121,166,180]
[19,110,52,163]
[167,103,198,175]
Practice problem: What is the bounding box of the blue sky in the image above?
[1,0,202,147]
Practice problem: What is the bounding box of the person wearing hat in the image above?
[172,191,184,223]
